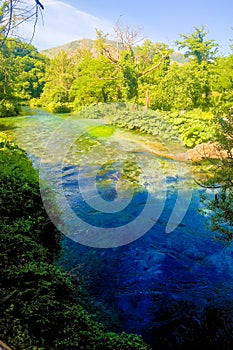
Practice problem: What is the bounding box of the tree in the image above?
[173,27,220,112]
[0,0,44,45]
[70,52,119,109]
[0,43,18,116]
[0,0,46,117]
[176,26,219,64]
[0,38,47,116]
[149,60,212,111]
[39,26,172,113]
[209,54,233,112]
[197,50,233,239]
[136,40,171,107]
[114,17,143,56]
[201,108,233,241]
[39,50,76,112]
[11,40,47,100]
[93,27,171,107]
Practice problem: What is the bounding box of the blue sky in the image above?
[21,0,233,54]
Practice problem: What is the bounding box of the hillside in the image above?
[41,38,122,59]
[41,38,186,63]
[41,39,97,58]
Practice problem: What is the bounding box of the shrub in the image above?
[0,99,20,117]
[47,101,72,113]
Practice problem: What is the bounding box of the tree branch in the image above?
[193,178,221,189]
[35,0,44,10]
[102,47,119,64]
[140,53,169,77]
[0,0,44,46]
[96,76,118,81]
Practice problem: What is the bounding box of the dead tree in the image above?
[114,17,143,57]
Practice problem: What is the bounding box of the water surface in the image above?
[2,109,233,346]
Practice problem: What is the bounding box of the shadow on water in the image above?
[60,188,233,349]
[0,123,18,131]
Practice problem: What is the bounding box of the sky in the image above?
[20,0,233,54]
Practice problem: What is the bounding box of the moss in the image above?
[87,125,115,138]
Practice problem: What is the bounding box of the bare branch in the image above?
[114,17,143,52]
[140,53,169,77]
[0,0,44,46]
[102,46,119,63]
[35,0,44,10]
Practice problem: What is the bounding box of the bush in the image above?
[29,98,43,108]
[0,99,20,117]
[161,109,217,147]
[71,104,217,148]
[47,101,72,113]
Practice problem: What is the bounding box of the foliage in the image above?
[75,103,217,148]
[0,134,151,349]
[151,61,213,111]
[0,44,18,116]
[78,103,179,141]
[71,54,119,109]
[201,110,233,240]
[40,31,172,112]
[0,38,47,116]
[0,99,19,117]
[36,27,233,150]
[0,132,61,258]
[38,50,74,112]
[162,109,217,148]
[209,55,233,113]
[176,26,219,64]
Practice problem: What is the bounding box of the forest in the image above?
[1,10,233,349]
[1,26,233,149]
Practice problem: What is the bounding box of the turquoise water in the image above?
[1,109,233,347]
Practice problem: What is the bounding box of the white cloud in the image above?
[18,0,114,50]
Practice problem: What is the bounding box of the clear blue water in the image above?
[1,110,233,347]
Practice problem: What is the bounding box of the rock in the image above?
[187,142,227,162]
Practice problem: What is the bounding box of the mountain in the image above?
[41,39,94,58]
[41,38,186,64]
[170,51,187,64]
[41,38,118,59]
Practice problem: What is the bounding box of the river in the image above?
[1,108,233,347]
